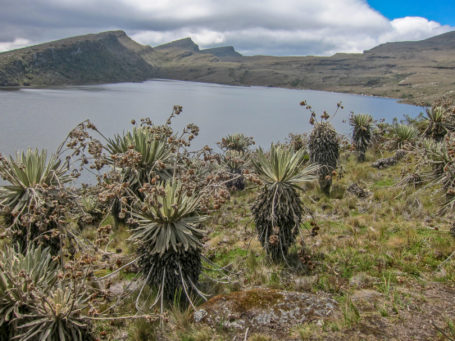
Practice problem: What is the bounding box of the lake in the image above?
[0,80,423,156]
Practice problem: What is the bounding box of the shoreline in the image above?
[0,77,426,106]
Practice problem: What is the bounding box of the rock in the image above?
[193,309,208,323]
[372,156,397,169]
[372,150,406,169]
[193,288,337,336]
[347,183,369,198]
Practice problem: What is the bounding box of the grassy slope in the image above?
[90,148,455,340]
[150,32,455,106]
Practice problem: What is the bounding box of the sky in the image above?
[0,0,454,56]
[367,0,455,26]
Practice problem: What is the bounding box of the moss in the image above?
[373,178,395,188]
[119,271,138,281]
[94,269,112,277]
[205,288,284,313]
[212,247,248,266]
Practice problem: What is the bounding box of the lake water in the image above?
[0,80,423,156]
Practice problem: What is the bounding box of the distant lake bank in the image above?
[0,79,423,156]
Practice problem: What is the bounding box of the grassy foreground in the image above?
[88,148,455,340]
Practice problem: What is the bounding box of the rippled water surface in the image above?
[0,80,423,155]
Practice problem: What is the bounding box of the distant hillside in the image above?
[1,30,455,104]
[200,46,242,58]
[155,38,200,52]
[0,31,155,86]
[366,30,455,55]
[152,32,455,105]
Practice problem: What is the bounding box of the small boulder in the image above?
[193,288,337,336]
[372,150,406,169]
[347,183,369,198]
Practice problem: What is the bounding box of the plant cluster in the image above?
[0,149,78,255]
[217,133,255,154]
[251,145,318,261]
[349,113,373,162]
[302,101,340,195]
[218,133,255,191]
[424,97,455,141]
[59,106,239,309]
[0,106,238,335]
[287,133,308,151]
[130,181,206,304]
[422,133,455,209]
[221,150,248,190]
[0,246,95,340]
[76,190,106,229]
[391,124,419,148]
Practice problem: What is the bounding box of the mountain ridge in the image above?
[366,31,455,56]
[0,31,155,87]
[200,46,242,58]
[1,30,455,104]
[155,37,200,52]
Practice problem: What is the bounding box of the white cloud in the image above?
[0,38,30,52]
[131,29,226,48]
[192,30,225,46]
[126,0,454,55]
[379,17,452,43]
[0,0,453,55]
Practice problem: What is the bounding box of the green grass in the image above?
[211,247,248,267]
[373,178,395,188]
